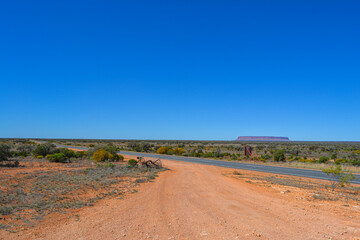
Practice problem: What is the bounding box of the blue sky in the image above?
[0,1,359,141]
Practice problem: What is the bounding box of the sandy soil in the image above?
[2,159,360,240]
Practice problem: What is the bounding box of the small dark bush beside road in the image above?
[127,159,138,167]
[33,143,57,157]
[0,144,12,162]
[273,150,286,162]
[47,153,69,163]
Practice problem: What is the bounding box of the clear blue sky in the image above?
[0,1,359,141]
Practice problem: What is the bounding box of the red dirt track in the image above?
[2,159,360,240]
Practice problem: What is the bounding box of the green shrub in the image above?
[174,148,185,155]
[322,165,358,190]
[75,151,87,158]
[58,148,77,158]
[0,144,11,162]
[318,156,329,163]
[204,152,214,158]
[334,158,348,165]
[88,145,120,161]
[16,145,34,157]
[213,149,223,158]
[156,146,173,154]
[305,158,315,163]
[127,159,138,167]
[260,154,271,160]
[103,145,120,161]
[273,150,286,162]
[33,143,57,157]
[127,142,152,152]
[350,159,360,166]
[93,149,114,162]
[16,151,28,157]
[47,153,69,163]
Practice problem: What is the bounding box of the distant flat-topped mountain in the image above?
[235,136,290,141]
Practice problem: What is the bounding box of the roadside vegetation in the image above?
[322,165,357,191]
[21,138,360,172]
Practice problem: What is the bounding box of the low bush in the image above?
[173,148,185,155]
[350,159,360,166]
[33,143,57,157]
[15,145,34,157]
[334,158,348,165]
[190,152,203,158]
[204,152,214,158]
[156,146,174,155]
[273,150,286,162]
[260,154,271,160]
[58,148,77,158]
[233,171,242,175]
[0,144,11,162]
[75,151,87,158]
[127,142,153,152]
[322,165,358,190]
[127,159,138,167]
[88,145,120,161]
[93,149,114,162]
[318,156,329,163]
[47,153,69,163]
[213,149,223,158]
[306,158,316,163]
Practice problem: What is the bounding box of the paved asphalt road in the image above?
[53,143,360,184]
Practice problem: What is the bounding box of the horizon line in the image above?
[0,137,359,143]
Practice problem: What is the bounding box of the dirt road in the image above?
[5,160,360,240]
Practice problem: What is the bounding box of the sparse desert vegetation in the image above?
[0,140,164,232]
[20,138,360,172]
